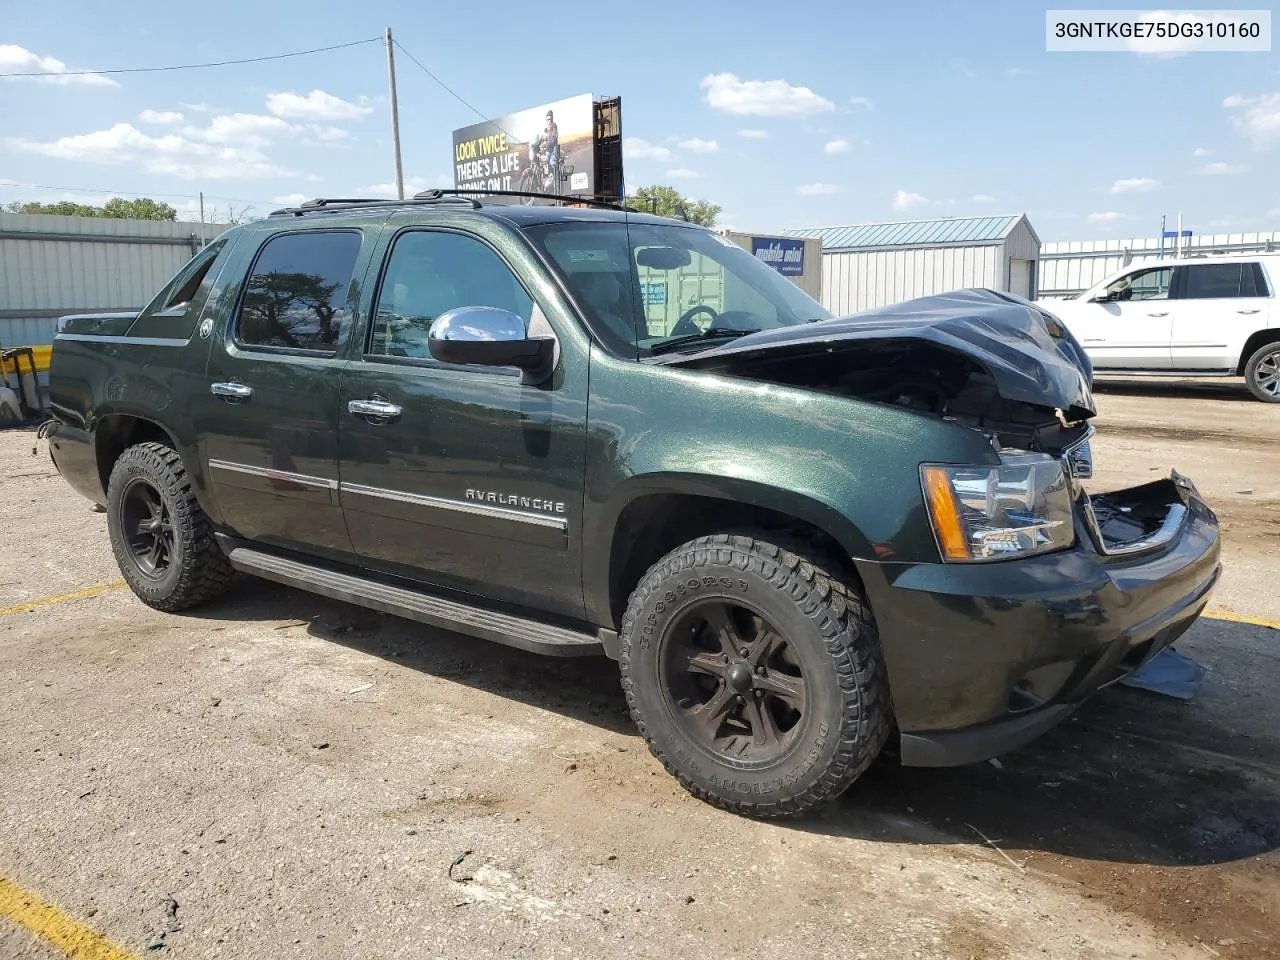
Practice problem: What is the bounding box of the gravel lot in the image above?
[1,377,1277,960]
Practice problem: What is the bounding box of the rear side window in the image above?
[1179,262,1264,300]
[237,231,362,351]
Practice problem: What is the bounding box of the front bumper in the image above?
[856,473,1221,767]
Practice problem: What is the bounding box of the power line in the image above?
[0,37,380,79]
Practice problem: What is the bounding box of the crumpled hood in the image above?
[666,288,1096,419]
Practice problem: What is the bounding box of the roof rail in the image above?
[269,189,628,218]
[268,194,483,217]
[422,188,628,211]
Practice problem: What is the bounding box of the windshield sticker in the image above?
[565,249,611,263]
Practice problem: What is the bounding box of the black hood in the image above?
[664,289,1096,420]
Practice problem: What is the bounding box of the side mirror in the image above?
[1088,291,1116,303]
[428,306,555,379]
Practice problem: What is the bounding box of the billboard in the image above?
[751,236,806,276]
[452,94,596,200]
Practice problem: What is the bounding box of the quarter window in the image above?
[370,231,533,360]
[237,231,362,351]
[1180,262,1264,300]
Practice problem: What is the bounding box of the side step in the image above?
[226,545,603,658]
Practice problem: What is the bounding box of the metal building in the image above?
[784,214,1041,315]
[720,230,823,300]
[0,212,221,352]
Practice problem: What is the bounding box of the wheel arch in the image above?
[593,476,874,630]
[94,414,181,496]
[1236,328,1280,375]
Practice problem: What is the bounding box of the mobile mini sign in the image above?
[751,237,805,276]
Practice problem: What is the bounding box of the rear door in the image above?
[1071,265,1174,370]
[336,218,589,618]
[193,226,370,563]
[1170,261,1271,370]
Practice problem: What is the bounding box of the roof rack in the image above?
[422,188,627,211]
[268,189,628,218]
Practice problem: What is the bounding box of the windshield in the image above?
[523,220,831,356]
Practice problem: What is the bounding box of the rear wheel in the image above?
[1244,340,1280,403]
[106,442,234,611]
[619,533,891,818]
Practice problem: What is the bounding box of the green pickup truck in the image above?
[46,192,1221,817]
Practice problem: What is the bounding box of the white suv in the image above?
[1038,254,1280,402]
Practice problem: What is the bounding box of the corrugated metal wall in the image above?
[820,244,1002,314]
[0,213,226,347]
[1039,231,1280,298]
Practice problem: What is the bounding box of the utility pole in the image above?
[198,191,206,246]
[385,27,405,200]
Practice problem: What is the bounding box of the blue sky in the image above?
[1,0,1276,239]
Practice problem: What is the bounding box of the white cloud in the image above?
[1005,67,1029,77]
[1199,161,1248,175]
[182,113,295,147]
[1223,93,1280,148]
[797,182,841,195]
[892,190,930,211]
[848,96,873,109]
[971,193,996,204]
[1086,211,1126,223]
[665,168,702,179]
[306,125,349,142]
[180,101,214,113]
[701,73,835,117]
[0,44,116,86]
[623,137,674,161]
[677,137,719,153]
[266,89,371,121]
[272,193,311,206]
[356,176,448,198]
[138,110,184,125]
[737,128,770,140]
[824,138,852,155]
[10,120,296,180]
[1192,147,1214,157]
[1110,176,1161,194]
[1268,208,1280,218]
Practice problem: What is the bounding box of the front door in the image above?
[194,227,367,562]
[1075,265,1175,370]
[337,224,588,618]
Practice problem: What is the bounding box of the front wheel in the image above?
[619,533,891,818]
[1244,340,1280,402]
[106,442,235,611]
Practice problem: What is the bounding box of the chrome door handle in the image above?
[1146,311,1169,317]
[210,381,253,401]
[348,398,403,421]
[1238,308,1261,315]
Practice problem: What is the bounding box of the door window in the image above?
[369,230,533,360]
[236,230,362,352]
[1179,262,1264,299]
[1106,267,1171,301]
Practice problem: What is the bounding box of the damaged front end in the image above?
[662,288,1097,458]
[664,287,1213,565]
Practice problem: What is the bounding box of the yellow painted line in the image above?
[0,877,138,960]
[0,582,126,619]
[1203,609,1280,631]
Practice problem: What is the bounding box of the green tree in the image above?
[5,197,177,221]
[624,185,721,227]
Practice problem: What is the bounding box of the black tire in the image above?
[619,533,891,818]
[106,441,234,611]
[1244,340,1280,403]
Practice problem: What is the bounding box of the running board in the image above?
[225,545,603,658]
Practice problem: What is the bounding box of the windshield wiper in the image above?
[648,327,760,355]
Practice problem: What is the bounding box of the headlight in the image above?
[921,453,1075,562]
